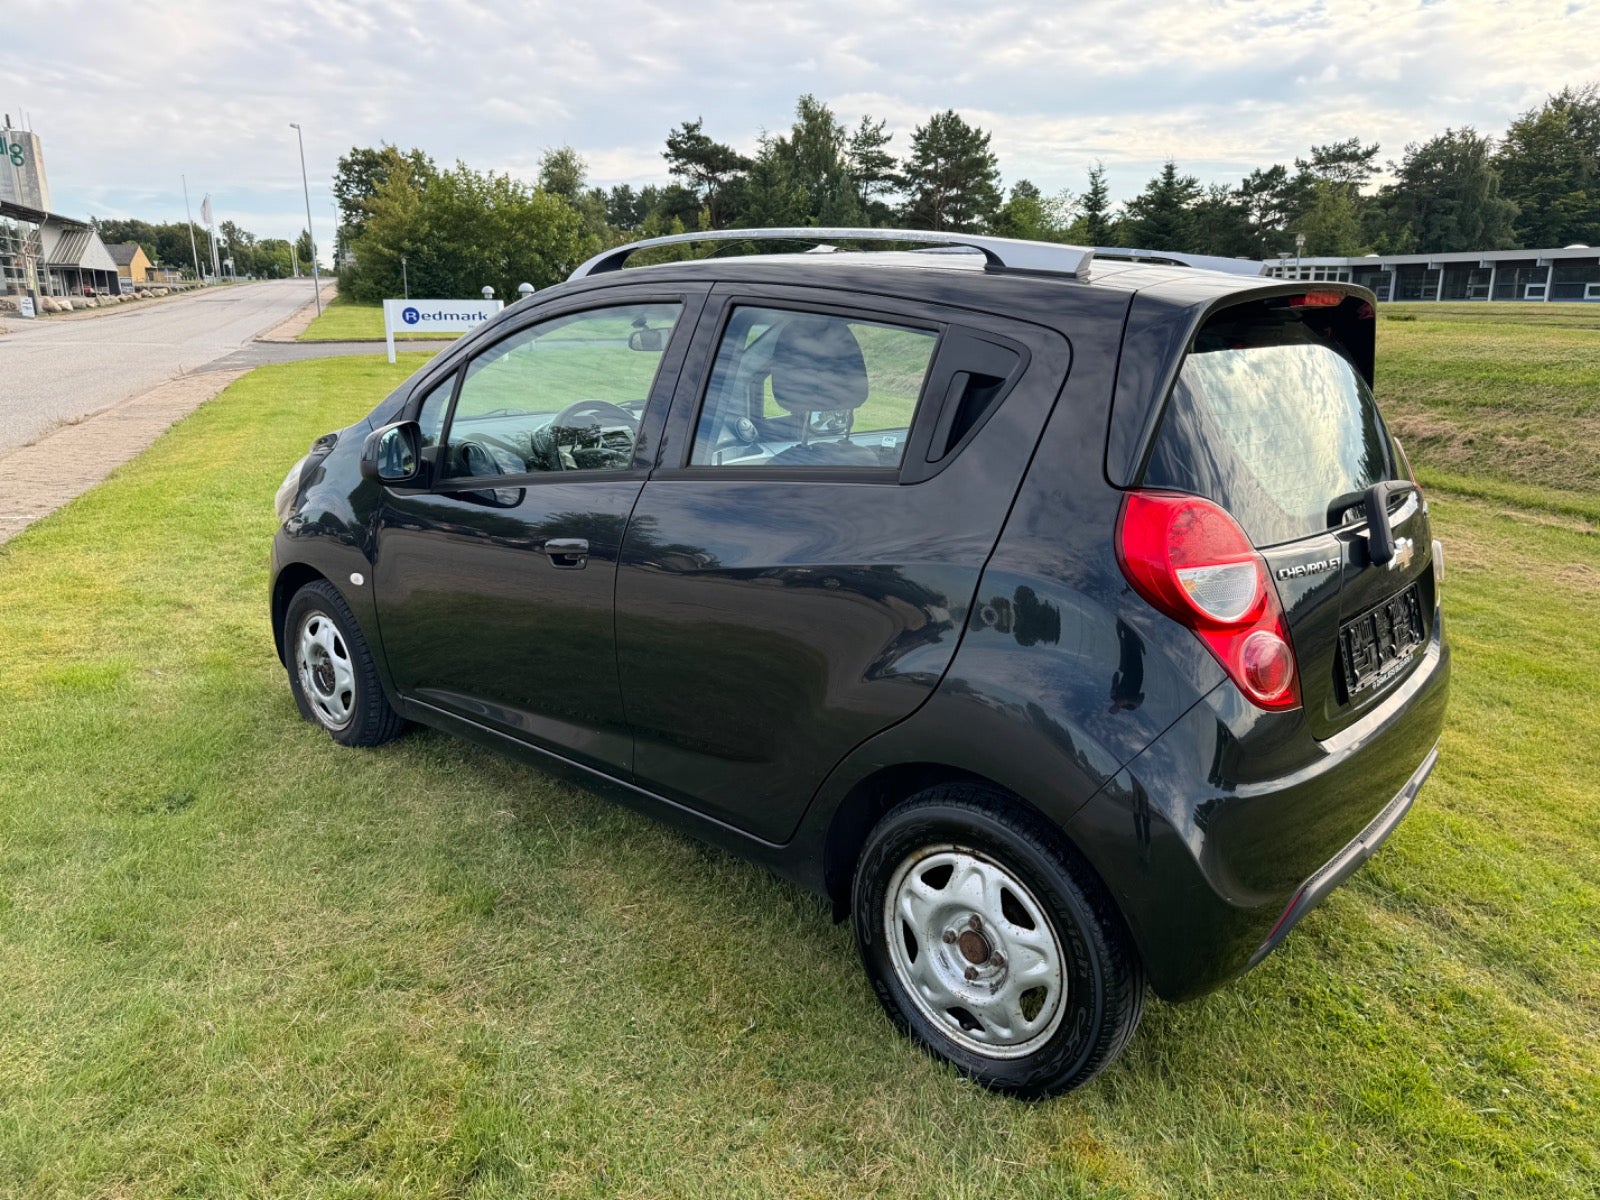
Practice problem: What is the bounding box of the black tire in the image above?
[283,579,406,748]
[851,783,1145,1097]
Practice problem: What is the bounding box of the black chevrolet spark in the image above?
[271,229,1448,1096]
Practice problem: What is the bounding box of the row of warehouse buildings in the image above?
[1261,245,1600,302]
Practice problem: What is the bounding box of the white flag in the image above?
[200,194,213,226]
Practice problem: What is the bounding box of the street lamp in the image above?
[289,122,322,316]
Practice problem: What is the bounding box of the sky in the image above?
[7,0,1598,257]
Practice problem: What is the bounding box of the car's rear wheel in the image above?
[284,579,405,747]
[851,783,1144,1097]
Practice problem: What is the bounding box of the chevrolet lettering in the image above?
[270,227,1449,1097]
[1277,558,1341,580]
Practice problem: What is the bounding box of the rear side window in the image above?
[691,306,938,470]
[1142,305,1395,547]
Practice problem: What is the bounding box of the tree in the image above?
[1374,128,1518,253]
[1060,163,1113,245]
[255,238,293,278]
[1296,138,1381,191]
[1495,84,1600,247]
[606,184,646,230]
[899,110,1003,232]
[1296,179,1368,256]
[1190,184,1255,258]
[343,162,591,303]
[663,118,751,229]
[739,131,810,228]
[537,146,587,201]
[333,144,435,243]
[1235,164,1298,254]
[218,219,255,275]
[782,95,862,225]
[735,96,863,227]
[990,179,1076,241]
[846,115,900,224]
[1120,161,1202,250]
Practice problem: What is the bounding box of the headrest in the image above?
[768,317,869,413]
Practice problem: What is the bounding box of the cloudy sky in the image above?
[8,0,1598,252]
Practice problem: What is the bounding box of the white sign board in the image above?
[383,298,503,363]
[18,295,36,319]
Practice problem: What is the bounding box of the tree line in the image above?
[327,83,1599,302]
[90,217,314,280]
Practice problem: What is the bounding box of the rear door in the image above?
[614,283,1071,842]
[1140,294,1436,738]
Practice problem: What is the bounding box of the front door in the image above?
[372,294,698,774]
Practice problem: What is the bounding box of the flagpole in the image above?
[181,175,203,283]
[203,195,221,281]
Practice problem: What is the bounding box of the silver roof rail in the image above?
[1090,246,1265,276]
[570,227,1096,280]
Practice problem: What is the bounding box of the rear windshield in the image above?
[1142,305,1395,547]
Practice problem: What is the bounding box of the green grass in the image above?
[299,295,464,343]
[2,316,1599,1196]
[1378,303,1600,505]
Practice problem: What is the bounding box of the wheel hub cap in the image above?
[884,845,1068,1058]
[295,611,356,730]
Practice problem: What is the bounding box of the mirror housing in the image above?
[360,420,427,484]
[628,327,667,352]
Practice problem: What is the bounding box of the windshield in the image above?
[1142,306,1396,547]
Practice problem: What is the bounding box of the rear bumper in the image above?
[1247,740,1437,969]
[1066,628,1449,1001]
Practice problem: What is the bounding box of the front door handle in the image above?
[540,537,589,569]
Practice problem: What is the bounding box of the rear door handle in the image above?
[540,537,589,568]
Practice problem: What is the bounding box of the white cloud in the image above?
[8,0,1598,240]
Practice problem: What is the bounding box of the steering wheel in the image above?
[549,399,638,441]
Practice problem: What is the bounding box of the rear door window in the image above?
[690,306,938,470]
[1142,305,1396,547]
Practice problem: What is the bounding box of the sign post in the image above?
[382,298,503,363]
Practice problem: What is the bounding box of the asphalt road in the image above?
[0,279,326,456]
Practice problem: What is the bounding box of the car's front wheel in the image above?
[284,579,406,747]
[851,784,1145,1097]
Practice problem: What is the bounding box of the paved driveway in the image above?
[0,280,330,455]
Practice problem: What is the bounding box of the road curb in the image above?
[254,282,340,342]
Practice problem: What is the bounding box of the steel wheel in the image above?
[883,843,1068,1059]
[294,609,356,730]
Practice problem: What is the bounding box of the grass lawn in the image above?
[298,295,464,343]
[1378,302,1600,520]
[1,315,1598,1196]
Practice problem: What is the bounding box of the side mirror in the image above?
[360,421,426,484]
[628,327,667,352]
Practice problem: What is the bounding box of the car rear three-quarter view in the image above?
[269,229,1448,1098]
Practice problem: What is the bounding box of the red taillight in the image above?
[1116,491,1301,710]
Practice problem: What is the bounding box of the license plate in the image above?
[1339,584,1425,698]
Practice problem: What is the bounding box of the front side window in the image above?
[691,306,938,469]
[439,302,682,480]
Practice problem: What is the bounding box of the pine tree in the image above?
[1078,162,1112,244]
[846,116,900,224]
[899,110,1003,232]
[1120,161,1202,251]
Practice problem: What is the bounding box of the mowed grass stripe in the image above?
[0,332,1595,1196]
